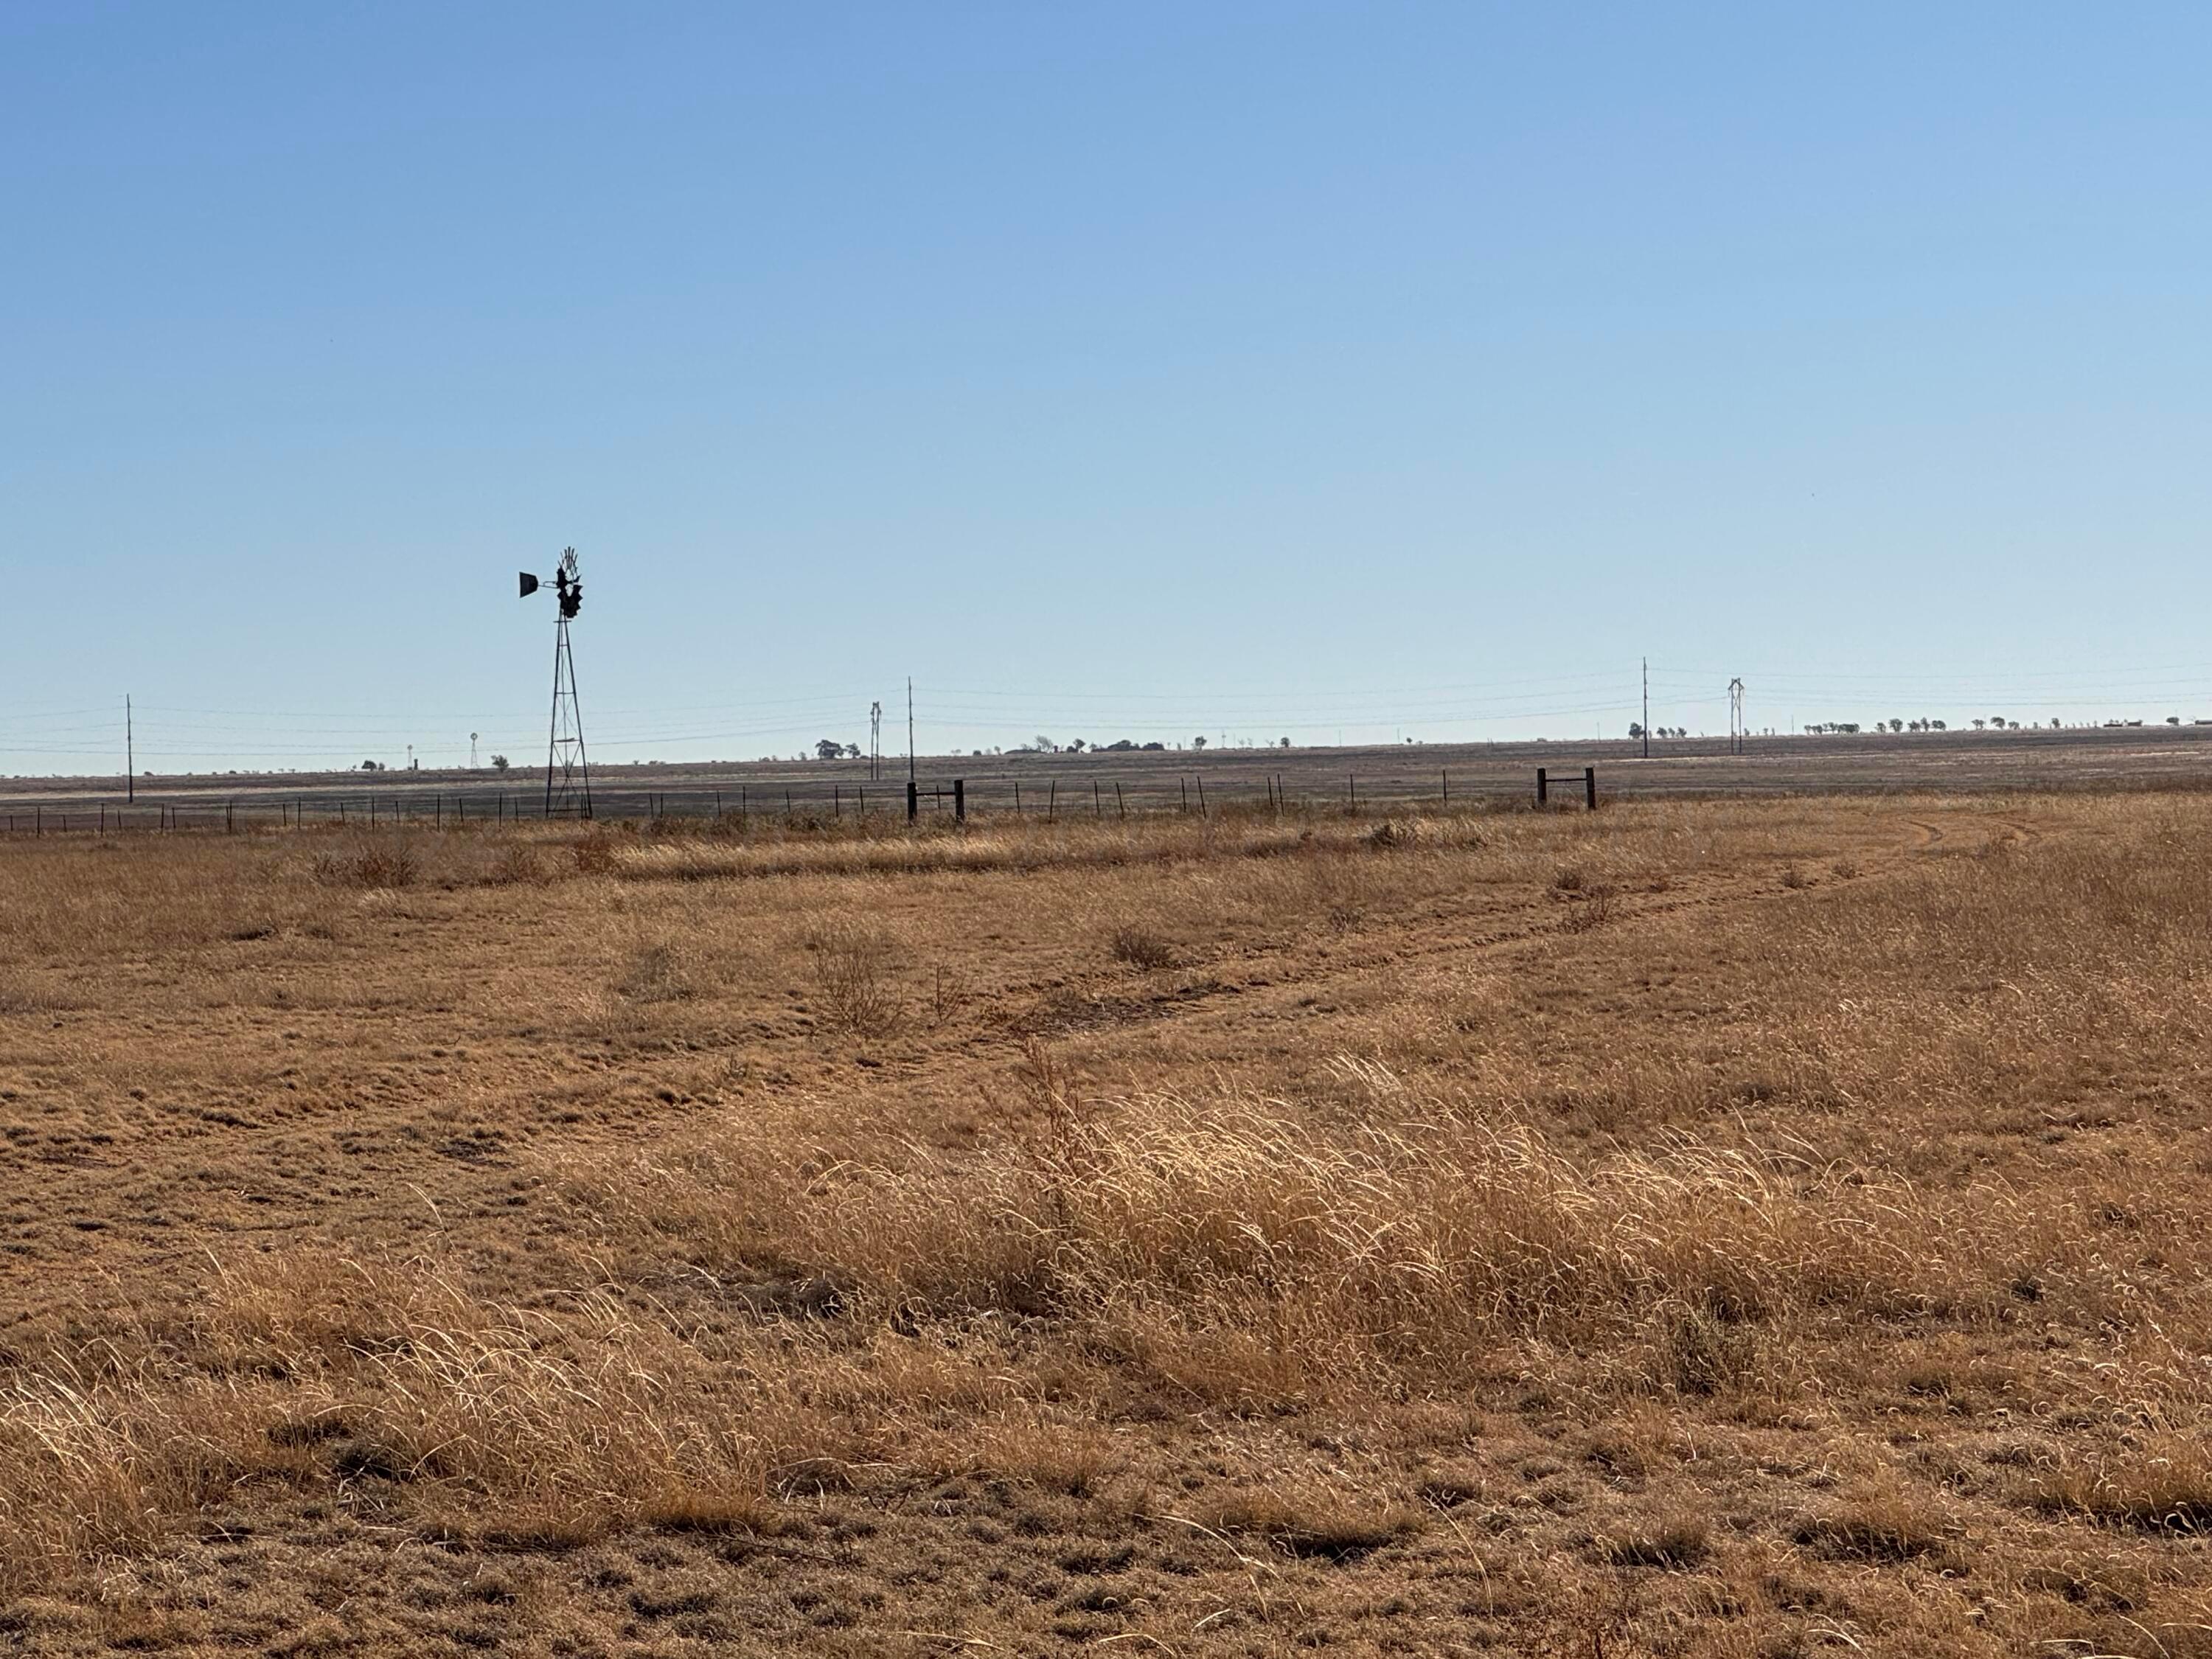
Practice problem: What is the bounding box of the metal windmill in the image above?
[518,549,592,818]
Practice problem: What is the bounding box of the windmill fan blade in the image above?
[518,572,540,598]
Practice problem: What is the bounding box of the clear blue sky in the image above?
[7,3,2211,773]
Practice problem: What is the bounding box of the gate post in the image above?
[907,780,919,823]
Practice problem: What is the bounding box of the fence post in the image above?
[1195,776,1206,818]
[1047,779,1056,821]
[1349,772,1356,811]
[1094,780,1101,819]
[1536,768,1548,805]
[954,779,965,822]
[907,781,918,823]
[1116,782,1125,819]
[1585,767,1598,810]
[1180,778,1188,813]
[1441,770,1448,805]
[834,785,841,818]
[226,801,234,835]
[1015,782,1022,815]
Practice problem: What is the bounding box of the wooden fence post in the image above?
[1585,767,1598,810]
[954,779,965,822]
[1536,768,1548,805]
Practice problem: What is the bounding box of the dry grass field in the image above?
[4,792,2212,1655]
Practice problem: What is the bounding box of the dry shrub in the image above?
[572,830,622,877]
[484,841,546,886]
[1647,1298,1764,1397]
[310,838,420,890]
[1108,923,1175,970]
[804,918,901,1035]
[1557,883,1616,933]
[614,936,704,1003]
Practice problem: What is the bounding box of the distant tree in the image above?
[1629,722,1645,740]
[1972,720,1986,731]
[490,754,510,771]
[844,743,862,758]
[2051,718,2062,728]
[1141,741,1165,751]
[1931,720,1947,731]
[1034,734,1056,753]
[1279,737,1291,748]
[1066,739,1087,752]
[2169,717,2183,726]
[359,759,381,771]
[1888,719,1904,733]
[814,738,845,761]
[1192,734,1208,750]
[1991,714,2006,729]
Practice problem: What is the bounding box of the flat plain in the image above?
[4,775,2212,1655]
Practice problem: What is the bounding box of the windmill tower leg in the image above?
[544,616,593,819]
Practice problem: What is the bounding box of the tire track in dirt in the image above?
[998,807,2031,1055]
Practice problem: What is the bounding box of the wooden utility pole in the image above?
[125,695,134,801]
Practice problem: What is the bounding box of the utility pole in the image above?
[870,701,883,781]
[126,695,134,802]
[1728,678,1746,756]
[907,678,915,785]
[1641,658,1650,759]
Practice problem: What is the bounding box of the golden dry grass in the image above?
[6,793,2212,1653]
